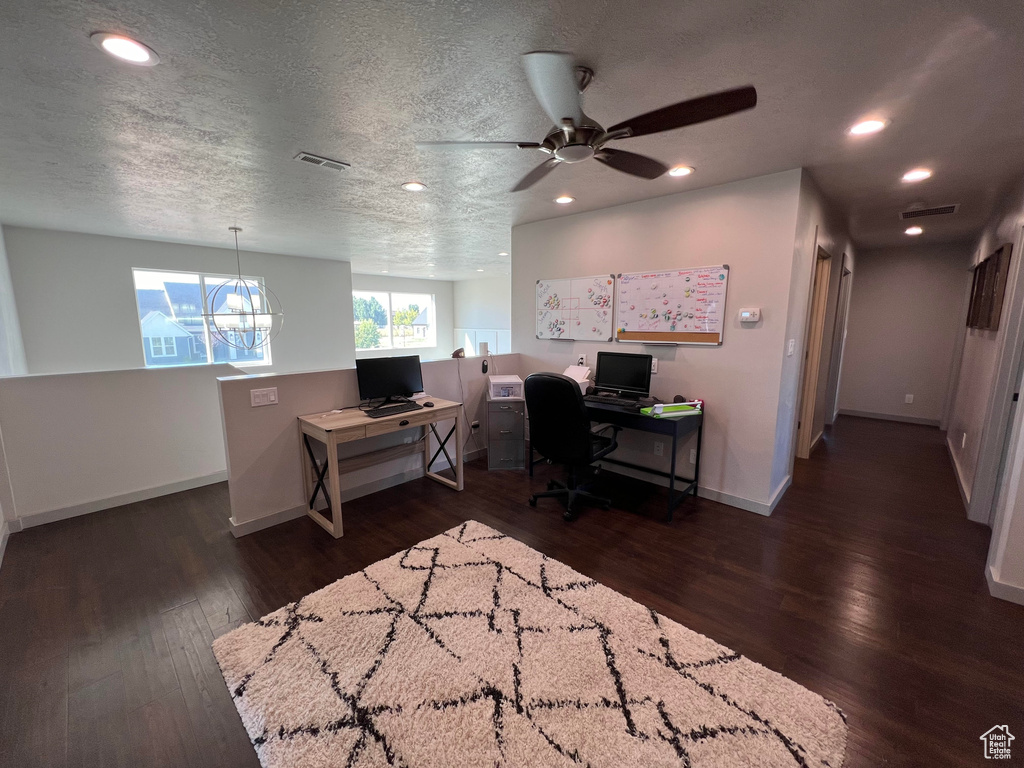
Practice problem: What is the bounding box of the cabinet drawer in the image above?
[488,439,525,470]
[488,411,523,441]
[364,408,439,437]
[488,400,524,415]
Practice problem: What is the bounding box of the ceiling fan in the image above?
[418,51,757,192]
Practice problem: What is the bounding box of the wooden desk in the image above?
[297,398,464,537]
[530,402,704,521]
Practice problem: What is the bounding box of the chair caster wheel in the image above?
[528,497,537,507]
[563,509,576,522]
[547,480,557,490]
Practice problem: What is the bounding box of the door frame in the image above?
[796,245,833,459]
[825,255,852,425]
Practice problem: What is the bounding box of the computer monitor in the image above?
[593,351,652,397]
[355,355,424,402]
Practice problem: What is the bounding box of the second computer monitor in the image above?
[593,351,652,396]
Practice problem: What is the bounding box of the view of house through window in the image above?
[353,291,436,351]
[132,269,272,368]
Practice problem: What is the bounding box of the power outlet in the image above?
[905,394,914,404]
[653,441,664,457]
[576,354,587,367]
[250,387,278,407]
[651,358,658,374]
[787,339,796,356]
[689,449,697,464]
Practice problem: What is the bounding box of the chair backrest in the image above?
[524,372,594,465]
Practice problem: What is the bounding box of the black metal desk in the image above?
[530,402,704,521]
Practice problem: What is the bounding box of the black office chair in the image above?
[525,372,621,520]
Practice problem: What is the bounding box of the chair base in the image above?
[528,479,612,521]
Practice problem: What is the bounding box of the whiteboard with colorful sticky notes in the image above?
[615,265,729,345]
[536,275,616,341]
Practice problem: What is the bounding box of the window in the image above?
[353,291,435,351]
[149,336,177,358]
[133,269,272,368]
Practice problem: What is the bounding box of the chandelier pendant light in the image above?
[203,226,284,351]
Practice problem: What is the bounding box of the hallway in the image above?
[0,416,1020,767]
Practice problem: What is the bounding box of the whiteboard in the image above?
[536,275,615,341]
[615,265,729,345]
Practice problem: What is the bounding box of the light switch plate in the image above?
[787,339,796,356]
[651,358,658,374]
[251,387,278,407]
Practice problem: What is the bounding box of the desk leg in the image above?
[455,412,465,491]
[668,431,678,522]
[300,430,314,508]
[326,436,343,538]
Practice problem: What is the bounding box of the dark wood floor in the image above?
[1,415,1021,767]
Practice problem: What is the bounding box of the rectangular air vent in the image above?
[293,152,350,172]
[900,204,959,220]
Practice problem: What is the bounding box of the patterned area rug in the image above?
[213,521,847,767]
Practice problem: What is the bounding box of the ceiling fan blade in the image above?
[511,157,561,192]
[594,148,669,180]
[522,51,584,127]
[416,141,542,150]
[607,86,757,138]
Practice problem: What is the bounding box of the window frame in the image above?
[133,267,273,369]
[352,290,436,352]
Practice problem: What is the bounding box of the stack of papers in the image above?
[562,365,591,383]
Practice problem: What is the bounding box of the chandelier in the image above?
[203,226,284,351]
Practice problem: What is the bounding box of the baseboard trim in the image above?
[837,409,940,427]
[987,564,1024,606]
[17,471,228,530]
[767,474,793,514]
[230,448,487,538]
[0,520,9,572]
[946,435,971,512]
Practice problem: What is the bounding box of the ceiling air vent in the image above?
[293,152,350,172]
[899,204,959,220]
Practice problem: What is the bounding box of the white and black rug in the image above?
[213,521,847,767]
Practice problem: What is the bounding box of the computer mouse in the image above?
[423,401,434,407]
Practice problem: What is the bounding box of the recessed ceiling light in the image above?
[426,262,435,267]
[90,33,159,65]
[498,251,509,256]
[905,226,923,236]
[901,168,932,183]
[401,181,426,192]
[848,119,887,135]
[477,269,484,272]
[554,196,574,204]
[428,274,435,278]
[668,166,694,177]
[381,269,389,273]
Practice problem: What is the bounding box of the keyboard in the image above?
[584,394,643,409]
[365,402,423,419]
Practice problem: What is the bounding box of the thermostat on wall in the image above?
[739,307,761,323]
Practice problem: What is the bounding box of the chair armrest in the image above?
[591,423,621,438]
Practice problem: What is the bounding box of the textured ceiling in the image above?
[1,0,1022,279]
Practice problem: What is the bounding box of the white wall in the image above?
[219,354,519,534]
[770,172,856,489]
[947,185,1024,509]
[454,275,511,329]
[512,169,813,514]
[2,226,356,376]
[838,243,970,424]
[351,273,454,361]
[0,227,27,376]
[0,364,236,525]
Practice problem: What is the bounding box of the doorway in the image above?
[797,246,833,459]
